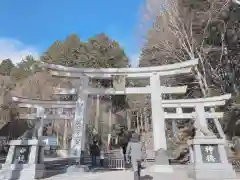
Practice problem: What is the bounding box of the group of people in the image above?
[89,129,146,180]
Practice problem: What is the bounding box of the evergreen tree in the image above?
[0,59,14,76]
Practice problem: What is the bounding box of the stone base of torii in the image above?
[187,134,237,180]
[0,139,45,180]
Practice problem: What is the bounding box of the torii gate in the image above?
[43,59,200,156]
[12,97,76,146]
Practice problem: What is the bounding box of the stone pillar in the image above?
[107,109,112,152]
[189,145,194,163]
[150,73,167,151]
[172,107,181,137]
[70,77,89,160]
[210,107,226,140]
[195,104,208,129]
[108,108,112,133]
[172,121,177,137]
[63,120,68,149]
[5,146,15,165]
[126,110,131,130]
[95,95,100,133]
[36,106,45,138]
[195,104,216,137]
[188,137,237,180]
[0,139,45,180]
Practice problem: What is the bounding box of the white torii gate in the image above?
[162,94,231,137]
[12,97,76,139]
[42,59,198,157]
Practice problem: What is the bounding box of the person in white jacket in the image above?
[126,131,146,180]
[100,145,105,167]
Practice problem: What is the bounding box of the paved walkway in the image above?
[43,170,141,180]
[42,166,240,180]
[42,165,189,180]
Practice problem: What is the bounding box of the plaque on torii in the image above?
[112,75,126,91]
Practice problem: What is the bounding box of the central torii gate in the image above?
[43,59,202,156]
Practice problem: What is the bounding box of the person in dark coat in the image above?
[119,128,128,161]
[126,131,146,180]
[90,139,100,167]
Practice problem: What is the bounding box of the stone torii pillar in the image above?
[70,76,89,162]
[150,72,167,151]
[36,106,45,138]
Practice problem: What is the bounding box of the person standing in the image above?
[126,130,146,180]
[90,139,99,168]
[119,128,128,162]
[100,146,105,167]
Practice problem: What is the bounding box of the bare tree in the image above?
[12,72,60,100]
[140,0,231,96]
[0,76,14,106]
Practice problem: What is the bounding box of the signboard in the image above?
[12,146,30,164]
[200,144,220,163]
[113,75,125,91]
[42,136,58,146]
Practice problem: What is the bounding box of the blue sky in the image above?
[0,0,145,66]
